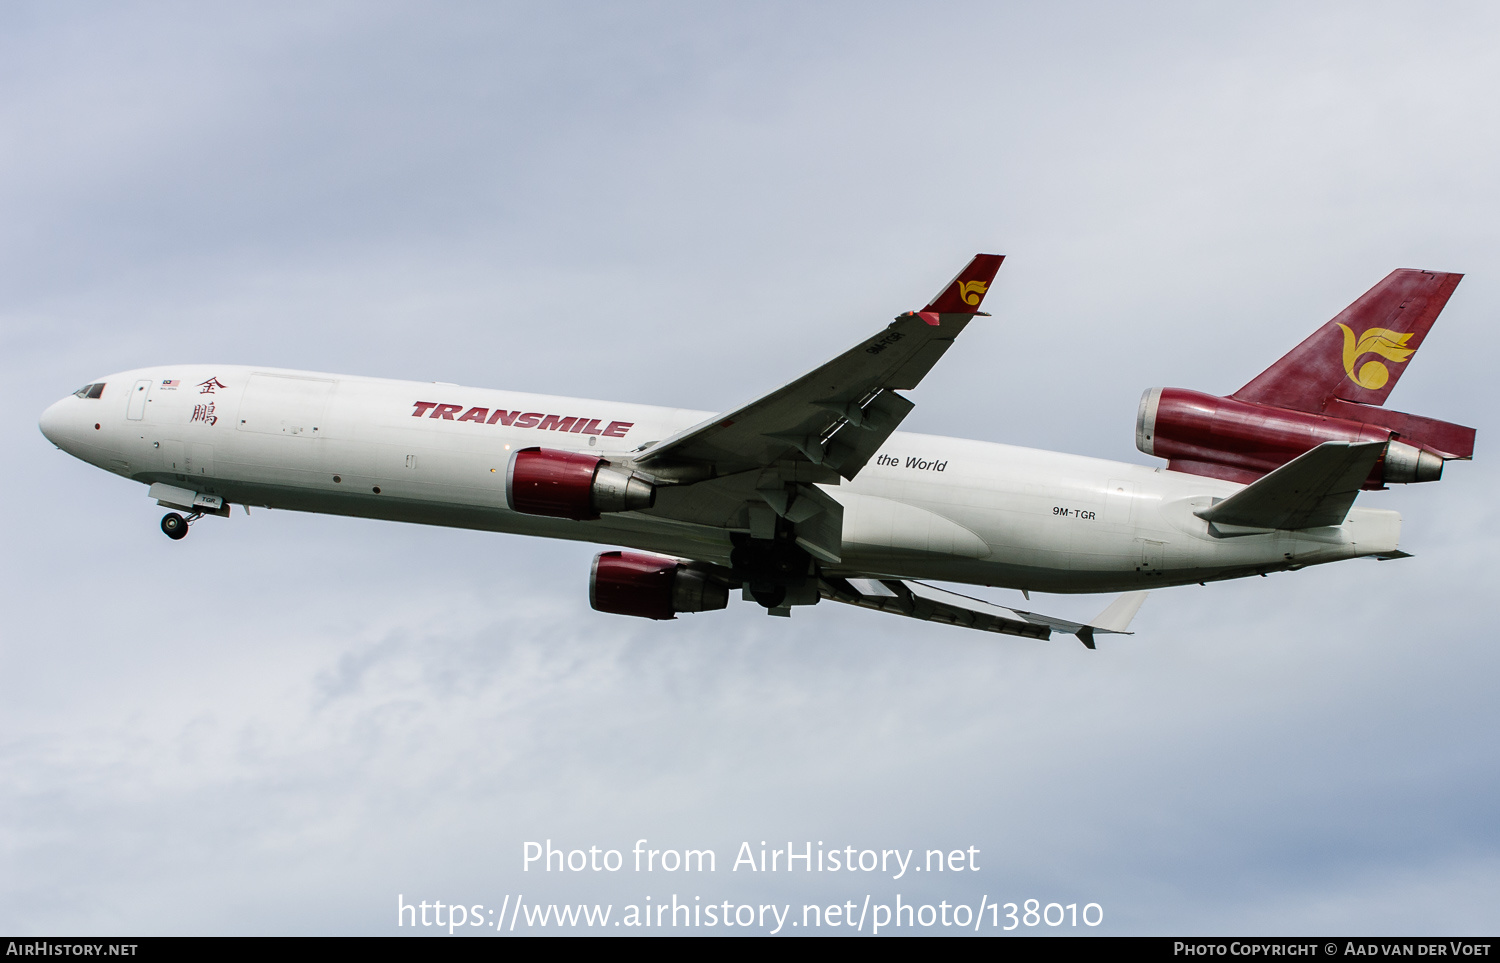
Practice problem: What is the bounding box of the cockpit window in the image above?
[72,383,105,399]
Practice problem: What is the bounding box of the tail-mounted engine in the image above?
[506,447,656,520]
[1136,387,1458,488]
[589,550,730,620]
[1137,269,1475,488]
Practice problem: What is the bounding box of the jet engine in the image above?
[1136,387,1445,488]
[506,447,656,520]
[589,550,730,620]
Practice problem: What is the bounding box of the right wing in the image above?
[822,576,1148,649]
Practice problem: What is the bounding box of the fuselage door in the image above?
[1104,479,1137,527]
[126,379,152,420]
[1137,538,1165,575]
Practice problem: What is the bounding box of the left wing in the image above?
[629,254,1003,563]
[822,576,1147,649]
[634,254,1003,484]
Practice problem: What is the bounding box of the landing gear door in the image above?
[126,379,152,420]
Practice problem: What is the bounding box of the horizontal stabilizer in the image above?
[824,577,1145,648]
[1319,398,1475,460]
[1196,441,1385,531]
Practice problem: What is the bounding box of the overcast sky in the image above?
[3,1,1498,936]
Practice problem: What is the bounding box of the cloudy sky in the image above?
[3,1,1498,936]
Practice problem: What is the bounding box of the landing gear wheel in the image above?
[749,583,787,609]
[161,512,188,540]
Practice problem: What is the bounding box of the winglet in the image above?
[1075,592,1147,649]
[922,254,1005,315]
[1089,591,1148,633]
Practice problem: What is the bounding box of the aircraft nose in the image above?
[39,397,80,450]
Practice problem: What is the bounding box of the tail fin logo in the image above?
[958,280,989,306]
[1337,324,1416,391]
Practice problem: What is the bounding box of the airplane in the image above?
[37,255,1475,647]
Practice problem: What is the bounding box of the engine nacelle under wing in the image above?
[506,447,655,520]
[589,551,730,621]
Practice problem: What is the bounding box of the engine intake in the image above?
[506,447,656,520]
[1137,387,1444,487]
[589,551,729,620]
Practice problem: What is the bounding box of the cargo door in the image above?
[236,374,335,436]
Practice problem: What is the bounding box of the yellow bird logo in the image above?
[958,280,989,306]
[1337,324,1416,391]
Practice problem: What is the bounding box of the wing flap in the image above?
[822,577,1146,648]
[823,391,916,477]
[823,576,1050,639]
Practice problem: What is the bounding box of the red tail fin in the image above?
[1232,269,1462,412]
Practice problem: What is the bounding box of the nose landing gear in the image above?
[160,511,198,540]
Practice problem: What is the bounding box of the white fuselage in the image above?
[39,365,1401,593]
